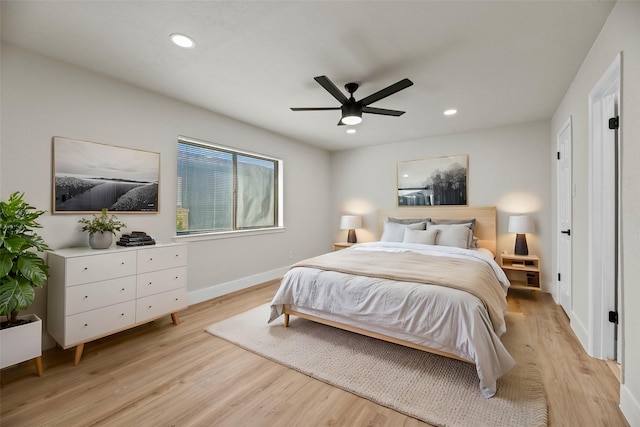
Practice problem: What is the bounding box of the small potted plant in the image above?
[0,192,50,374]
[78,208,126,249]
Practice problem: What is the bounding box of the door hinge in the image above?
[557,151,560,160]
[609,116,619,130]
[608,310,619,324]
[558,273,561,281]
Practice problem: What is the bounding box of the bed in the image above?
[269,206,515,398]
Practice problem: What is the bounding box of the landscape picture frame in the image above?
[397,154,468,206]
[52,137,160,213]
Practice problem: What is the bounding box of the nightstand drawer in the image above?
[66,276,136,315]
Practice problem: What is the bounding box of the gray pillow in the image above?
[380,221,426,242]
[403,228,439,245]
[387,217,431,224]
[428,224,473,249]
[428,218,476,232]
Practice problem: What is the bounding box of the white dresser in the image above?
[47,243,187,365]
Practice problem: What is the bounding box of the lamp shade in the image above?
[340,215,362,230]
[508,215,535,234]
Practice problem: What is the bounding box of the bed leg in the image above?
[284,313,289,327]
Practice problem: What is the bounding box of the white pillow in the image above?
[380,221,426,242]
[428,224,473,249]
[403,228,439,245]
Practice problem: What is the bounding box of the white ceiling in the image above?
[1,1,615,151]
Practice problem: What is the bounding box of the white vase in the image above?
[89,231,113,249]
[0,314,42,370]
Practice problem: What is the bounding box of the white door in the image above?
[556,118,572,316]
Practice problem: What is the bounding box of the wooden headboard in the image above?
[377,206,497,256]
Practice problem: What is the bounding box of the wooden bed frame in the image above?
[283,206,498,364]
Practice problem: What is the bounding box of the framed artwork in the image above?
[53,137,160,213]
[397,154,468,206]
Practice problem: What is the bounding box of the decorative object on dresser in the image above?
[78,209,127,249]
[507,215,535,255]
[117,231,155,247]
[53,137,160,213]
[46,243,188,365]
[501,253,541,292]
[0,192,50,376]
[397,155,468,206]
[339,215,362,244]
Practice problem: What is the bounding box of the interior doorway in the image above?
[588,53,621,363]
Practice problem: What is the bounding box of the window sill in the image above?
[173,227,285,242]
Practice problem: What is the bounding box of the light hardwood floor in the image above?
[0,282,629,426]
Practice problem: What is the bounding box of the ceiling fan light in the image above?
[341,115,362,125]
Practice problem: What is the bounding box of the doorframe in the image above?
[587,53,621,360]
[556,117,572,316]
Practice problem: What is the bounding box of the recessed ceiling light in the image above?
[170,33,195,49]
[346,129,356,134]
[444,109,458,116]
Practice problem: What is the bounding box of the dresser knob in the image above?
[84,296,88,299]
[175,276,178,279]
[149,258,153,261]
[148,305,152,308]
[121,288,125,291]
[83,267,88,271]
[84,323,88,327]
[175,298,178,301]
[148,282,152,286]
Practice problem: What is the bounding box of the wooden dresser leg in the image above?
[34,356,43,377]
[74,343,84,366]
[284,313,289,327]
[171,312,180,325]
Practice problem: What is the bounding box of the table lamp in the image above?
[508,215,535,255]
[340,215,362,244]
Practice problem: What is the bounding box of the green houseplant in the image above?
[0,192,50,327]
[78,208,126,249]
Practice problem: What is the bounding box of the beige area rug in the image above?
[205,304,547,427]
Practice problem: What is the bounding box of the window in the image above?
[177,137,281,235]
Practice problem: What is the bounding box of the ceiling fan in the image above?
[291,75,413,126]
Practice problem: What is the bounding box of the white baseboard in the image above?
[187,266,289,305]
[621,384,640,427]
[569,310,589,353]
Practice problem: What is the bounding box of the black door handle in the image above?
[561,229,571,236]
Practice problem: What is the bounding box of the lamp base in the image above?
[347,229,357,244]
[514,233,529,256]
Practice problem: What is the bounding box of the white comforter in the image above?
[269,242,515,398]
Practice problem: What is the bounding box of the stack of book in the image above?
[117,231,156,247]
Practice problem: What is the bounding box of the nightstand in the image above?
[501,254,540,291]
[333,242,354,251]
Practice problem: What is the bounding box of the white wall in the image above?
[330,120,552,290]
[550,2,640,425]
[1,44,333,347]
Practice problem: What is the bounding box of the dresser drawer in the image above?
[137,245,187,274]
[65,301,135,345]
[136,266,187,298]
[136,288,187,323]
[66,251,137,286]
[66,276,136,316]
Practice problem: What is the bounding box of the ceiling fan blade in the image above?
[290,107,341,111]
[359,78,413,106]
[314,75,349,104]
[362,106,406,116]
